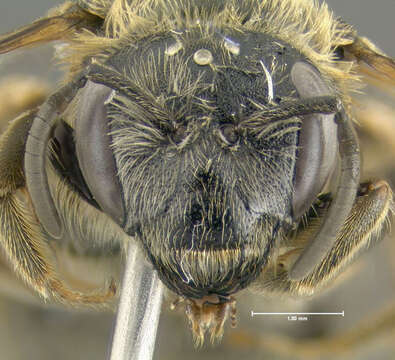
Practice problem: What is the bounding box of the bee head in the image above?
[94,28,301,299]
[54,25,338,316]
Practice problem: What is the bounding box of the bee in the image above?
[0,0,394,348]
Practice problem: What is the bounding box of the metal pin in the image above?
[108,241,163,360]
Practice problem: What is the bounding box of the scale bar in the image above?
[251,311,344,317]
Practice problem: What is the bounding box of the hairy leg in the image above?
[254,180,393,296]
[0,109,115,305]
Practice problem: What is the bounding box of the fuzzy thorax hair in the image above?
[64,0,359,100]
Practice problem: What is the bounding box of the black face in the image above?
[55,27,338,299]
[109,28,303,299]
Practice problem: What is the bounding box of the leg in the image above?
[254,180,393,296]
[0,110,115,305]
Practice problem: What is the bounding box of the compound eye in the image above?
[75,80,125,225]
[291,62,338,220]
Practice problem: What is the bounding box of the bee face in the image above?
[77,27,338,299]
[108,30,300,297]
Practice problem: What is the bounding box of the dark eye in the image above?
[291,62,338,220]
[218,124,239,145]
[74,80,125,225]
